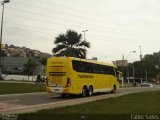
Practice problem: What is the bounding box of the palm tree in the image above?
[52,29,90,59]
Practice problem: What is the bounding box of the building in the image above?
[1,57,28,74]
[112,60,128,67]
[1,57,46,75]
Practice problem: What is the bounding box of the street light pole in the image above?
[82,30,88,58]
[125,51,136,60]
[145,69,147,82]
[82,30,88,41]
[139,46,142,60]
[0,0,10,74]
[124,51,136,85]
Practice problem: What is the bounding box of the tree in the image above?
[0,50,7,57]
[143,52,160,66]
[133,60,158,80]
[24,59,37,80]
[39,58,47,66]
[143,51,160,79]
[52,29,90,59]
[39,58,47,76]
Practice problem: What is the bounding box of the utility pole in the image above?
[139,46,142,60]
[125,51,136,85]
[82,30,88,58]
[145,69,147,82]
[121,54,124,87]
[133,66,135,86]
[0,0,10,76]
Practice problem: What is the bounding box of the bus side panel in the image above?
[69,62,119,94]
[69,67,84,94]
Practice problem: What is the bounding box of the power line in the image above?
[3,1,160,45]
[6,24,159,45]
[6,4,160,36]
[7,23,63,33]
[6,11,159,38]
[6,7,104,29]
[10,0,160,30]
[8,26,54,35]
[5,12,82,29]
[4,15,160,45]
[4,1,160,38]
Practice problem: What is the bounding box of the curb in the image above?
[0,92,46,98]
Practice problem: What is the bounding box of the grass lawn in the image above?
[35,90,160,114]
[19,90,160,120]
[0,82,45,95]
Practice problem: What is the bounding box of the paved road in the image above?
[0,85,160,114]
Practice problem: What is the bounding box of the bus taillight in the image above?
[66,77,71,87]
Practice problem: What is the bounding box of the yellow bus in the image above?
[46,57,119,97]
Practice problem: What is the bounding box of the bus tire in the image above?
[111,85,116,93]
[61,93,67,97]
[88,85,93,96]
[82,86,88,97]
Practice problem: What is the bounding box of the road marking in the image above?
[0,99,26,111]
[1,100,21,103]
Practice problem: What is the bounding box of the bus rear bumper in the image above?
[46,86,68,94]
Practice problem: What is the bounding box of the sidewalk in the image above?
[0,79,36,84]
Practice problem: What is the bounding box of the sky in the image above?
[1,0,160,63]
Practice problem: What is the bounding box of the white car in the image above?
[141,81,153,87]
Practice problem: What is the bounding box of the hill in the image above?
[1,44,52,58]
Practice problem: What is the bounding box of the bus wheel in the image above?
[61,93,67,97]
[82,86,87,97]
[88,86,93,96]
[111,85,116,93]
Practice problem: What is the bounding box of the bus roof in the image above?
[48,56,117,68]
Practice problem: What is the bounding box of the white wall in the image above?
[3,75,37,81]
